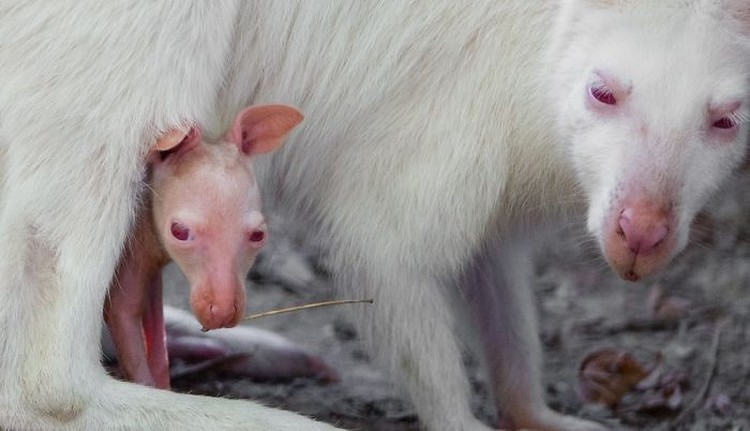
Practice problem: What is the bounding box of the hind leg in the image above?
[463,233,605,431]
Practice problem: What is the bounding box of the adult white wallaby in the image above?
[0,1,747,430]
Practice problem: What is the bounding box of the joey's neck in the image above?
[129,202,171,273]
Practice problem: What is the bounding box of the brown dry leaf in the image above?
[579,347,693,417]
[633,385,683,415]
[619,361,691,417]
[577,348,649,407]
[630,371,688,415]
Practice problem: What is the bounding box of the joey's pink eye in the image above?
[249,230,266,243]
[712,117,735,129]
[170,222,191,241]
[590,84,617,105]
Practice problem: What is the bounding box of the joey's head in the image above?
[149,105,303,329]
[549,0,750,281]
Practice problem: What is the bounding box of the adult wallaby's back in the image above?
[0,1,747,430]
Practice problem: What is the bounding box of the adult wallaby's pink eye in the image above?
[170,222,192,241]
[590,84,617,105]
[249,230,266,244]
[712,117,735,129]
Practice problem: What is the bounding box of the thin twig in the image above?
[244,298,374,321]
[673,318,727,425]
[200,298,374,332]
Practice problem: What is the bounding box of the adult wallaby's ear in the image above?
[225,105,303,156]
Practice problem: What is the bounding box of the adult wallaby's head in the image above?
[550,0,750,280]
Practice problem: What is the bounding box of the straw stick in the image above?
[200,298,374,332]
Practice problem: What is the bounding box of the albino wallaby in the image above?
[104,105,304,389]
[0,1,747,430]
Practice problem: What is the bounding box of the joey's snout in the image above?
[190,277,247,330]
[602,200,675,282]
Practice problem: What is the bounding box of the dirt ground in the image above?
[161,173,750,430]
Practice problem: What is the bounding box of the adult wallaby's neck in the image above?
[224,2,580,227]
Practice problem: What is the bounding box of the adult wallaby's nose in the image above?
[617,207,669,256]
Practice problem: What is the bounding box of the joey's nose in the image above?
[201,301,240,330]
[618,208,669,255]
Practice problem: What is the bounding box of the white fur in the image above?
[549,0,750,259]
[0,1,747,430]
[0,2,334,429]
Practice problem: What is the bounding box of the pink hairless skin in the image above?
[104,105,303,389]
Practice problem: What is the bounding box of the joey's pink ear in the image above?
[148,126,201,164]
[154,126,200,152]
[225,105,303,156]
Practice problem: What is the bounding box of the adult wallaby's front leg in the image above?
[463,233,605,431]
[336,262,491,431]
